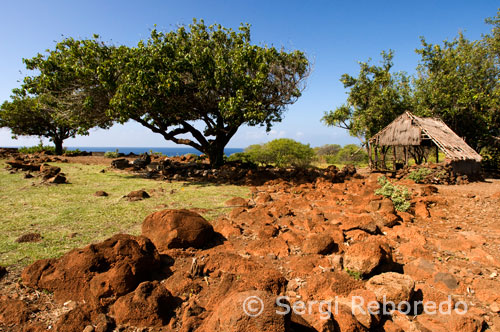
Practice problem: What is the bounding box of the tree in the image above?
[414,32,499,151]
[315,144,341,156]
[0,94,76,155]
[109,20,309,167]
[321,51,412,142]
[1,36,117,154]
[243,138,315,167]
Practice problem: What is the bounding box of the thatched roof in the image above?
[370,111,482,162]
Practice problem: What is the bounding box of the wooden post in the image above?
[374,145,379,170]
[393,146,397,171]
[404,146,408,166]
[368,142,373,169]
[435,145,439,163]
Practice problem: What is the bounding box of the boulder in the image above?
[365,272,415,304]
[40,164,61,179]
[200,290,287,332]
[142,209,216,251]
[111,158,130,169]
[224,197,249,207]
[125,190,150,201]
[0,266,6,279]
[302,234,337,255]
[94,191,109,197]
[22,234,161,305]
[47,174,67,184]
[111,281,175,327]
[343,239,393,277]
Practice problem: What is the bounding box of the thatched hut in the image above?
[368,111,482,175]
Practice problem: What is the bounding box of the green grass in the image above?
[0,160,249,267]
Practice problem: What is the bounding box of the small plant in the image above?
[375,176,411,212]
[104,149,120,158]
[148,150,165,158]
[408,168,433,183]
[345,268,362,280]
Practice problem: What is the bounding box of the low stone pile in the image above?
[5,156,68,184]
[111,155,358,186]
[398,162,480,185]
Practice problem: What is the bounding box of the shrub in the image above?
[243,138,315,167]
[408,168,433,183]
[375,176,411,212]
[315,144,341,156]
[18,143,56,155]
[63,149,83,156]
[334,144,368,165]
[104,149,120,158]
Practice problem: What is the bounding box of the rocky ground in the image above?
[0,154,499,331]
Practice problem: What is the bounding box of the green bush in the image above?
[104,149,120,158]
[408,168,433,183]
[375,176,411,212]
[315,144,341,156]
[63,149,83,156]
[333,144,368,165]
[234,139,314,167]
[18,143,56,155]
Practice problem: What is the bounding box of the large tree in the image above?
[414,32,499,151]
[109,20,309,166]
[321,50,412,143]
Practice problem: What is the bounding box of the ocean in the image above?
[65,146,244,156]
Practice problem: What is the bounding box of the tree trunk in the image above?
[207,145,225,168]
[54,138,64,155]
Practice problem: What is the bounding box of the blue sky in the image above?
[1,0,498,148]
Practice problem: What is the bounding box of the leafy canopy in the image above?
[109,20,310,166]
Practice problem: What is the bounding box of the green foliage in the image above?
[345,268,362,280]
[107,19,310,166]
[408,168,433,183]
[322,50,412,142]
[226,152,255,164]
[63,149,83,156]
[148,150,165,158]
[18,143,57,155]
[315,144,341,156]
[333,144,368,165]
[104,149,120,158]
[414,30,500,152]
[375,176,411,212]
[234,138,314,167]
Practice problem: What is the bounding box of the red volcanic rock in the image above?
[21,234,161,305]
[111,281,175,327]
[343,239,393,276]
[142,209,216,251]
[199,290,287,332]
[302,233,337,255]
[365,272,415,303]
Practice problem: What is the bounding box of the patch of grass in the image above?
[375,176,411,212]
[0,160,249,267]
